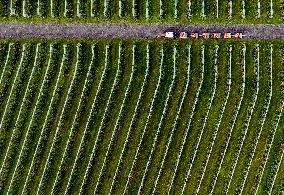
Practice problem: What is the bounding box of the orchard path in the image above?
[1,22,284,39]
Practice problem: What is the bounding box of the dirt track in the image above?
[1,22,284,39]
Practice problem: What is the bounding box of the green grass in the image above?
[245,42,284,195]
[50,43,107,195]
[83,42,134,194]
[0,43,49,194]
[197,41,245,194]
[0,38,284,195]
[171,41,217,194]
[111,41,161,194]
[20,43,76,195]
[0,0,284,23]
[126,41,176,193]
[213,43,258,194]
[226,43,269,193]
[7,42,60,195]
[183,43,230,194]
[36,43,92,194]
[97,42,149,194]
[0,43,34,166]
[0,44,37,193]
[153,41,203,194]
[139,42,187,195]
[65,42,121,194]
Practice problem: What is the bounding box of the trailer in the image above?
[224,32,232,38]
[212,33,221,39]
[201,32,210,39]
[179,32,188,39]
[190,32,199,39]
[235,32,245,38]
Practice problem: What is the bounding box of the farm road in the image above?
[0,22,284,39]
